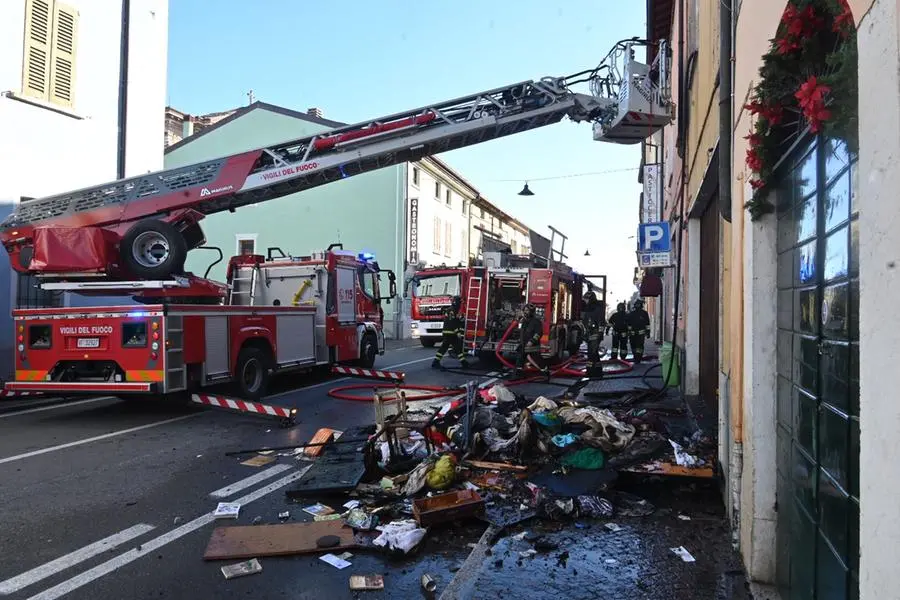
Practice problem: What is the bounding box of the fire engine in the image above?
[410,231,607,360]
[0,38,671,401]
[9,245,396,399]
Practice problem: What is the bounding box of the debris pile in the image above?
[205,377,715,592]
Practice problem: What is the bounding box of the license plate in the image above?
[77,337,100,349]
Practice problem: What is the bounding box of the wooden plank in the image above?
[621,462,715,478]
[463,460,527,472]
[304,428,336,458]
[203,520,357,561]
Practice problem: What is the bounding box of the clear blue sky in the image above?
[167,0,646,306]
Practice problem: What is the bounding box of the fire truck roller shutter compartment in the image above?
[204,316,230,377]
[275,313,317,366]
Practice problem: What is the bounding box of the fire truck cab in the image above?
[8,244,396,400]
[408,266,468,347]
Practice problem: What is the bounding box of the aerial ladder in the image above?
[0,38,672,298]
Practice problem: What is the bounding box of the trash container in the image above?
[659,342,680,387]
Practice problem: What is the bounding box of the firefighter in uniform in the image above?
[608,302,630,360]
[581,291,606,377]
[432,296,469,369]
[628,298,651,364]
[516,303,548,376]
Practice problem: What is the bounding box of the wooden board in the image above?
[203,520,358,561]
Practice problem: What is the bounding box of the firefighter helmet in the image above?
[583,291,597,304]
[450,295,462,310]
[617,302,627,312]
[523,303,537,318]
[634,299,644,309]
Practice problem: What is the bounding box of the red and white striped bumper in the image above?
[331,366,405,382]
[190,394,296,423]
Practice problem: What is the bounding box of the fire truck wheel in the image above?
[121,219,187,279]
[235,346,272,400]
[420,338,436,348]
[358,333,378,369]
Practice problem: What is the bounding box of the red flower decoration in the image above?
[744,100,764,115]
[833,0,854,37]
[746,147,764,173]
[775,36,801,55]
[749,179,766,190]
[795,76,832,132]
[745,132,763,148]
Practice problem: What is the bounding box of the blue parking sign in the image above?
[637,222,671,253]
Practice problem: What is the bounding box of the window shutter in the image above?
[49,2,78,108]
[22,0,52,100]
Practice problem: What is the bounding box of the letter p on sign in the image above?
[638,222,670,252]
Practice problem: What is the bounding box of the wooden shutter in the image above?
[49,2,78,108]
[22,0,52,100]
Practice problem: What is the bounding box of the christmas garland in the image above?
[744,0,858,220]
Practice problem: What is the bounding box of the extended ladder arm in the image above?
[0,39,672,279]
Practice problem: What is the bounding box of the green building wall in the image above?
[164,107,408,336]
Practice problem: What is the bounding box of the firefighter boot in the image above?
[459,359,471,369]
[432,358,441,369]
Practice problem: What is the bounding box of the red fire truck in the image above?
[410,247,607,361]
[0,38,671,402]
[9,245,395,399]
[409,266,468,347]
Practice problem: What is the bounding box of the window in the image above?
[236,234,257,256]
[480,208,485,219]
[461,231,467,260]
[432,217,441,253]
[412,167,420,187]
[358,268,376,298]
[461,200,467,215]
[434,181,441,199]
[444,222,452,257]
[445,189,451,206]
[22,0,79,109]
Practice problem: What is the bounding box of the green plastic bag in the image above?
[560,448,606,470]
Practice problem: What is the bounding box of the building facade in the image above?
[0,0,168,372]
[165,102,533,339]
[407,156,533,271]
[641,1,899,599]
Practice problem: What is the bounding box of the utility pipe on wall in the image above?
[116,0,131,180]
[718,0,733,222]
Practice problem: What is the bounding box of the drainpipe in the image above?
[116,0,130,180]
[718,0,733,222]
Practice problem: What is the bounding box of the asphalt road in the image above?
[0,343,566,600]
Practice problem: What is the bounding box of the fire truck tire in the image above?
[235,346,272,400]
[121,219,188,279]
[358,333,378,369]
[420,338,436,348]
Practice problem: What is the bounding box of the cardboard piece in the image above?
[203,520,357,560]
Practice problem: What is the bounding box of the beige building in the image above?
[641,1,898,599]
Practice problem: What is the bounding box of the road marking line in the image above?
[0,414,199,465]
[27,467,311,600]
[383,356,434,369]
[0,397,116,420]
[208,463,293,498]
[0,524,155,595]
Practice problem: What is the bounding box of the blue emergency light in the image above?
[358,252,375,262]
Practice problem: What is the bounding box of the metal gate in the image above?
[774,136,859,600]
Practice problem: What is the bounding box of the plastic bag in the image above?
[425,454,457,490]
[373,519,427,554]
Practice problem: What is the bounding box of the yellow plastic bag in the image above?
[425,454,457,490]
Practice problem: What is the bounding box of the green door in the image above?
[775,136,859,600]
